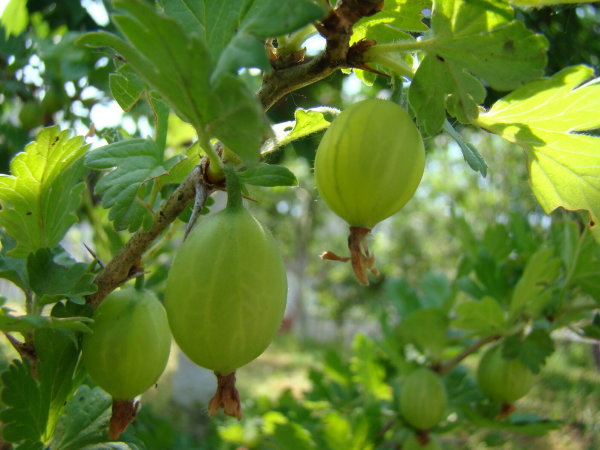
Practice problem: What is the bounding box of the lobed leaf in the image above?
[34,328,86,442]
[409,0,547,134]
[0,126,87,258]
[51,385,113,450]
[238,164,297,187]
[350,334,392,401]
[509,247,560,321]
[477,65,600,242]
[108,65,145,112]
[396,308,448,359]
[263,107,335,155]
[0,0,28,38]
[0,360,47,444]
[85,139,185,231]
[26,248,96,305]
[453,296,507,335]
[352,0,430,45]
[163,0,324,79]
[78,0,268,164]
[502,329,554,374]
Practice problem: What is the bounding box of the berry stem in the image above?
[109,399,139,440]
[208,372,242,420]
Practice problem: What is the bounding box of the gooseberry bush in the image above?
[0,0,599,448]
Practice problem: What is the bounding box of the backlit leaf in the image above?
[477,65,600,242]
[0,127,87,258]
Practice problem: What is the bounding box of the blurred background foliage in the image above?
[0,1,599,449]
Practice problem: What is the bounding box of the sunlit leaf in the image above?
[262,107,335,155]
[477,65,600,242]
[0,127,87,258]
[409,0,547,134]
[1,0,28,38]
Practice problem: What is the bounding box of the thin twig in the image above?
[258,0,383,110]
[435,335,502,376]
[86,164,210,307]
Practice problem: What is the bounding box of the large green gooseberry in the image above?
[165,206,287,376]
[399,368,448,431]
[477,345,535,404]
[82,288,171,400]
[314,98,425,229]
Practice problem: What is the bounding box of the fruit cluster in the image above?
[81,99,535,443]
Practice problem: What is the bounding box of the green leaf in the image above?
[0,308,92,333]
[429,0,547,90]
[509,247,560,321]
[410,54,486,135]
[212,32,271,80]
[473,250,511,302]
[51,385,113,450]
[453,296,507,335]
[270,422,314,450]
[158,0,204,34]
[554,223,600,300]
[0,360,47,444]
[109,65,145,112]
[0,126,88,258]
[170,0,247,60]
[27,248,97,305]
[409,0,547,134]
[502,329,554,374]
[352,0,430,45]
[205,74,271,164]
[322,412,371,450]
[386,278,421,316]
[477,65,600,242]
[241,0,324,38]
[1,0,28,38]
[350,334,392,401]
[322,412,354,450]
[78,1,269,164]
[33,328,85,443]
[481,223,513,261]
[168,0,323,79]
[263,107,335,154]
[443,120,487,176]
[396,308,448,359]
[238,164,297,187]
[85,139,184,231]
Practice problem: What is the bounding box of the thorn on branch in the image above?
[83,242,105,269]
